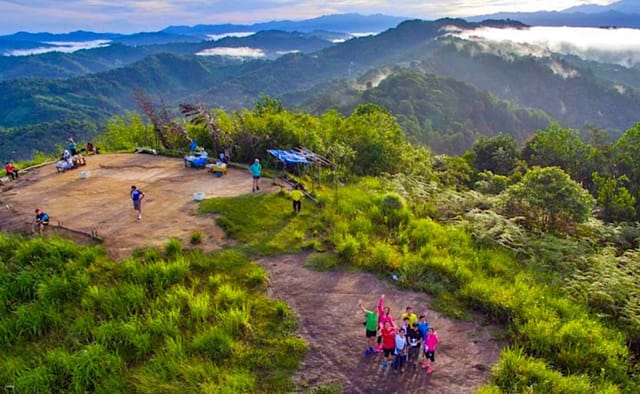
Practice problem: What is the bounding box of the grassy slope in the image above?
[199,180,639,393]
[0,235,305,393]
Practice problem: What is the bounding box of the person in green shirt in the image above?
[358,299,379,357]
[290,185,304,214]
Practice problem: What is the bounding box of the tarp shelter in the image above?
[267,149,310,164]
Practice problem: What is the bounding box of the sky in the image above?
[0,0,619,35]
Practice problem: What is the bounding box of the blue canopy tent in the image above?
[267,149,310,165]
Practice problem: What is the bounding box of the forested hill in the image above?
[301,71,551,154]
[2,18,640,160]
[416,38,640,134]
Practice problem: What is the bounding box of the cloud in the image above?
[454,26,640,68]
[4,40,111,56]
[196,46,265,58]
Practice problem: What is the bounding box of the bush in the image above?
[190,327,234,361]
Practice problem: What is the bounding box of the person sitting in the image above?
[5,161,19,180]
[33,208,50,234]
[56,150,74,172]
[86,142,100,155]
[184,147,208,168]
[218,152,229,164]
[212,155,227,177]
[72,154,86,167]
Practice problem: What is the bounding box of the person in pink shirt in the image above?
[422,327,440,374]
[376,294,395,352]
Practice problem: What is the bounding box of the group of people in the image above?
[359,295,440,375]
[55,138,88,172]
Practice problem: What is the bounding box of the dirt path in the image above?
[258,254,502,394]
[0,153,502,392]
[0,153,276,259]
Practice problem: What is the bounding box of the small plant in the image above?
[190,231,203,245]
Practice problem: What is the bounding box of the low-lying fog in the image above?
[454,26,640,68]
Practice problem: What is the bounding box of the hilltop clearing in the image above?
[0,152,504,392]
[0,153,274,259]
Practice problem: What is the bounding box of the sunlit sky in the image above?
[0,0,618,35]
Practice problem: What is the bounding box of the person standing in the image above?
[249,158,262,192]
[290,185,303,214]
[358,299,379,357]
[380,321,396,371]
[376,294,395,353]
[422,327,440,374]
[67,137,78,156]
[5,161,19,180]
[130,185,144,220]
[407,323,422,370]
[392,327,408,374]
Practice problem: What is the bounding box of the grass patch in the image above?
[0,234,305,393]
[199,192,318,256]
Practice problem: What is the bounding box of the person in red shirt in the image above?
[380,321,396,371]
[376,294,395,353]
[5,161,18,180]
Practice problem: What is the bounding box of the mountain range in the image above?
[469,0,640,28]
[1,8,640,160]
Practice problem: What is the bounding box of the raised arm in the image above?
[377,294,385,316]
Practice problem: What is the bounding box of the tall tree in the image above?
[502,166,595,231]
[472,134,518,175]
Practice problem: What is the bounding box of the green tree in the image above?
[612,123,640,216]
[520,124,594,185]
[592,172,636,223]
[472,134,518,175]
[97,111,151,151]
[502,166,595,231]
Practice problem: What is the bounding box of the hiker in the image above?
[290,185,303,214]
[417,313,430,339]
[407,322,422,370]
[249,158,262,192]
[86,142,99,155]
[358,298,380,357]
[67,137,77,156]
[33,208,49,234]
[392,327,408,374]
[401,306,418,327]
[5,161,18,180]
[55,150,73,172]
[422,327,440,374]
[376,294,395,352]
[380,321,396,371]
[130,185,144,220]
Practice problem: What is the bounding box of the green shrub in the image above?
[164,238,183,260]
[71,344,126,393]
[190,327,234,361]
[190,231,203,245]
[304,252,341,271]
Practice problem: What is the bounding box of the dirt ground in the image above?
[0,153,502,393]
[0,153,276,259]
[258,254,503,394]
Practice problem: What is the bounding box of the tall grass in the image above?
[0,234,305,392]
[203,180,640,392]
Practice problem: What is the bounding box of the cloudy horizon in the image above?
[0,0,619,35]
